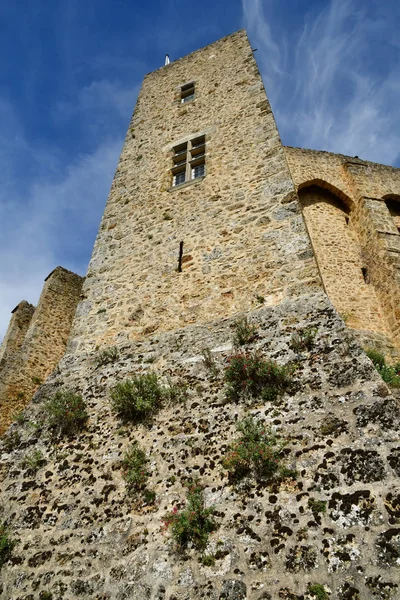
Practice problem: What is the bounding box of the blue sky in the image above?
[1,0,399,339]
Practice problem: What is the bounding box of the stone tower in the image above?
[67,29,321,355]
[1,30,400,600]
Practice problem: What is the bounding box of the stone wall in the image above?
[0,301,35,364]
[0,267,83,434]
[67,30,321,355]
[285,147,400,356]
[1,293,400,599]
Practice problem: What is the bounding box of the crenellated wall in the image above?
[0,267,83,434]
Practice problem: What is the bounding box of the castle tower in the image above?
[67,30,322,355]
[1,30,400,600]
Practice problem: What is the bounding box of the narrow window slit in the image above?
[178,241,184,272]
[361,267,369,283]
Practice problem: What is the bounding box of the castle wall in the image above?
[0,301,35,364]
[285,146,400,354]
[0,267,83,434]
[298,186,388,335]
[67,30,322,355]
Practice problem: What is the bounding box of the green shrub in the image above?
[110,373,163,422]
[44,391,88,435]
[232,317,257,347]
[225,352,292,403]
[365,348,400,387]
[308,498,327,515]
[222,417,284,482]
[201,554,216,566]
[21,450,44,473]
[96,346,119,366]
[165,378,188,404]
[0,523,15,569]
[308,583,329,599]
[122,441,149,494]
[290,327,317,352]
[164,484,216,550]
[365,347,386,368]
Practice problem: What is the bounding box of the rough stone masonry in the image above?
[1,29,400,600]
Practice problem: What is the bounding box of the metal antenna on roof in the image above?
[165,54,170,65]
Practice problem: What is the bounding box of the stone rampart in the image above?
[0,301,35,364]
[1,293,399,598]
[0,267,83,434]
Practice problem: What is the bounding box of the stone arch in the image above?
[383,194,400,232]
[298,184,388,336]
[297,178,354,211]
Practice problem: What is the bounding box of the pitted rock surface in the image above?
[0,293,400,599]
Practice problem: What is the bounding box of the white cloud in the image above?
[0,80,138,341]
[242,0,400,165]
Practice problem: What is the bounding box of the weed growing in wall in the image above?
[0,523,16,569]
[232,316,257,347]
[290,327,317,353]
[365,348,400,387]
[308,584,330,599]
[222,417,284,482]
[165,377,188,404]
[44,391,88,436]
[21,450,44,473]
[164,483,216,550]
[110,373,164,422]
[122,441,151,497]
[201,348,219,379]
[225,351,292,403]
[308,498,327,515]
[96,346,119,366]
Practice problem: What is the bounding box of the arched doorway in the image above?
[299,185,388,335]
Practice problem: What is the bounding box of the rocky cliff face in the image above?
[1,292,399,599]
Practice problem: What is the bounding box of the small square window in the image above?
[173,170,186,186]
[192,163,205,180]
[181,82,195,103]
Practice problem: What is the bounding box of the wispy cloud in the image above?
[243,0,400,165]
[0,80,137,340]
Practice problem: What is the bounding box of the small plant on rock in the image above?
[308,583,330,599]
[222,417,284,482]
[164,483,216,550]
[122,441,150,496]
[232,316,257,347]
[290,327,317,353]
[165,377,188,404]
[308,498,327,515]
[225,351,292,403]
[44,391,88,435]
[110,373,163,422]
[365,348,400,387]
[201,348,219,379]
[21,449,44,473]
[96,346,119,366]
[0,523,16,569]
